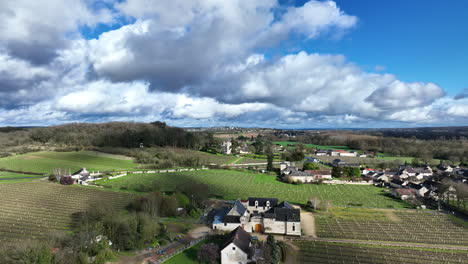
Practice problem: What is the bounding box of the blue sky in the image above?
[0,0,467,128]
[284,0,468,96]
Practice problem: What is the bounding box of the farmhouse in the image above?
[336,150,358,157]
[212,198,301,236]
[289,170,332,183]
[315,150,328,156]
[392,188,417,200]
[399,166,433,178]
[407,183,429,197]
[220,227,255,264]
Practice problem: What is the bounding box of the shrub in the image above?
[60,176,74,185]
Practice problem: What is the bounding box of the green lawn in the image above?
[0,171,44,184]
[375,155,442,165]
[0,151,138,174]
[164,240,204,264]
[97,169,410,208]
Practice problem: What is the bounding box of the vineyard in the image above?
[295,241,468,264]
[315,208,468,246]
[0,182,134,242]
[0,151,138,175]
[97,169,409,208]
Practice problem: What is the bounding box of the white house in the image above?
[338,151,358,157]
[222,140,232,155]
[221,227,253,264]
[315,150,328,156]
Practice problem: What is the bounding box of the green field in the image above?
[0,182,134,242]
[0,171,44,183]
[0,151,138,175]
[97,169,410,208]
[273,141,355,151]
[315,208,468,246]
[295,241,468,264]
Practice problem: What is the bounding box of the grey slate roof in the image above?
[221,226,252,254]
[248,197,278,207]
[227,200,247,216]
[263,201,300,222]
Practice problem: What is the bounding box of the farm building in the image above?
[212,198,301,236]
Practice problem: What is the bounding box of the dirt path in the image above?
[229,156,243,164]
[188,226,211,239]
[299,209,317,238]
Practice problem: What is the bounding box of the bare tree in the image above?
[308,197,320,210]
[53,168,69,183]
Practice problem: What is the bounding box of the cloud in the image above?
[0,0,466,127]
[454,88,468,100]
[0,0,113,64]
[90,0,357,92]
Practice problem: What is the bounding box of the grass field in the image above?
[295,241,468,264]
[0,151,138,175]
[97,169,410,208]
[0,182,134,242]
[273,141,355,151]
[315,208,468,246]
[0,171,44,183]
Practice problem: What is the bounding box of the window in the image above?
[292,223,295,231]
[232,247,236,251]
[224,223,227,226]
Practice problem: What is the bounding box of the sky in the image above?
[0,0,467,128]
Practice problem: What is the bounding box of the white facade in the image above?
[221,242,249,264]
[213,222,242,232]
[339,152,358,157]
[263,218,301,236]
[289,174,332,183]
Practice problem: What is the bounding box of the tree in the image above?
[265,144,274,172]
[303,163,320,170]
[230,139,241,155]
[308,197,320,210]
[197,243,219,264]
[263,234,280,264]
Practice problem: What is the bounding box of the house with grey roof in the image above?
[212,197,301,236]
[221,227,254,264]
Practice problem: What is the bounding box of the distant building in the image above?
[315,150,328,156]
[289,170,332,183]
[222,140,232,155]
